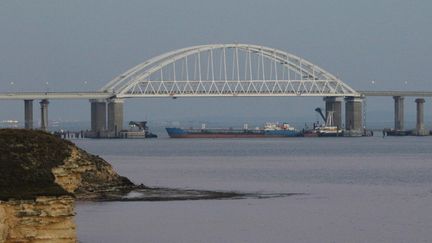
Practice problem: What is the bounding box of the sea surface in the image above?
[74,136,432,243]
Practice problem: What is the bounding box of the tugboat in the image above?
[120,121,158,138]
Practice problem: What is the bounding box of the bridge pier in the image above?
[414,98,428,136]
[324,97,342,127]
[90,99,107,134]
[108,98,124,137]
[24,100,33,129]
[345,96,363,134]
[39,99,49,131]
[393,96,404,131]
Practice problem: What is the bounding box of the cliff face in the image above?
[0,129,135,200]
[52,145,134,199]
[0,196,76,243]
[0,129,137,242]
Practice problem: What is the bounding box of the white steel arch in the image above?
[101,44,359,98]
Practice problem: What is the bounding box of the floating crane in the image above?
[314,107,326,123]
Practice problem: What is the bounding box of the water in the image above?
[74,136,432,243]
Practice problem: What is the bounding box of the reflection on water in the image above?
[0,196,76,242]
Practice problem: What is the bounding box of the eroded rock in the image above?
[0,129,135,201]
[0,129,136,242]
[0,196,76,243]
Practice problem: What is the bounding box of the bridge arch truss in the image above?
[102,44,359,98]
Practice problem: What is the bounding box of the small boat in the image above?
[383,129,411,136]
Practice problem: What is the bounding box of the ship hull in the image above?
[166,127,300,138]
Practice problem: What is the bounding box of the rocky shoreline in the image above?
[0,196,76,243]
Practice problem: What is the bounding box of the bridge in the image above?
[0,44,430,136]
[0,92,113,100]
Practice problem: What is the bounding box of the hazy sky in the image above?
[0,0,431,127]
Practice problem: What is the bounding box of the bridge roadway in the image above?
[0,92,114,100]
[1,91,432,100]
[359,91,432,97]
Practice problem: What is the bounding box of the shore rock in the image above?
[0,129,136,242]
[0,196,76,243]
[0,129,135,200]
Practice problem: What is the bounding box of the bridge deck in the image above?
[359,91,432,97]
[0,92,114,100]
[1,91,432,100]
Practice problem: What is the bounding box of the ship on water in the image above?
[302,108,343,137]
[166,122,301,138]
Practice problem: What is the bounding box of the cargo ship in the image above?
[166,122,301,138]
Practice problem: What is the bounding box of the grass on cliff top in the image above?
[0,129,73,200]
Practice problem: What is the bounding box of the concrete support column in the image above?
[324,97,342,128]
[39,99,49,131]
[24,100,33,129]
[393,96,404,131]
[108,98,124,137]
[415,98,428,136]
[345,96,363,132]
[90,99,107,133]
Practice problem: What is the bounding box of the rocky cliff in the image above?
[0,129,137,242]
[0,129,135,200]
[0,196,76,243]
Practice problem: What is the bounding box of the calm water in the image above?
[74,136,432,243]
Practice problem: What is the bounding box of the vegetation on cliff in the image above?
[0,129,71,200]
